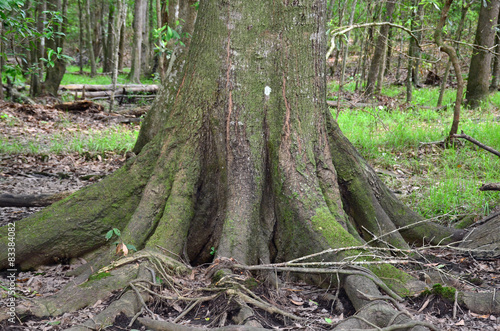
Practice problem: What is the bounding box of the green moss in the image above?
[455,216,475,229]
[243,277,260,289]
[423,283,456,301]
[87,271,112,282]
[370,263,415,296]
[310,207,360,249]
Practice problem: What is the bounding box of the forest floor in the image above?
[0,99,499,330]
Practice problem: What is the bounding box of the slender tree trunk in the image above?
[155,0,165,81]
[30,1,45,97]
[384,26,393,76]
[395,29,403,82]
[411,4,424,87]
[103,2,115,73]
[0,20,4,100]
[109,0,127,112]
[77,0,84,74]
[435,0,465,138]
[339,0,358,90]
[85,0,97,76]
[438,0,470,107]
[42,0,68,96]
[117,14,126,72]
[365,0,396,96]
[465,0,500,108]
[128,0,146,83]
[490,13,500,91]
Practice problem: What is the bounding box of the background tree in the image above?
[128,0,146,83]
[465,0,500,108]
[365,0,396,96]
[41,0,70,96]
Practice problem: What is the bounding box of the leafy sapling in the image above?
[105,227,137,256]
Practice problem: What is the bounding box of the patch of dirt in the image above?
[0,100,138,226]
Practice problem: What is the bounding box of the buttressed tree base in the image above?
[1,1,499,329]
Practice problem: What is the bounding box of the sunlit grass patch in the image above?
[334,84,500,224]
[0,126,138,155]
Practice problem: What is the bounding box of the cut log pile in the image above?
[59,84,159,101]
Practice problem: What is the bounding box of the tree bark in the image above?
[128,0,146,83]
[109,0,127,112]
[434,0,465,138]
[133,0,197,152]
[77,0,84,74]
[0,19,4,100]
[365,0,396,96]
[85,0,97,77]
[2,0,489,328]
[42,0,69,96]
[465,0,500,108]
[490,13,500,91]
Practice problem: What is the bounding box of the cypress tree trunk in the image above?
[7,0,498,328]
[465,0,500,108]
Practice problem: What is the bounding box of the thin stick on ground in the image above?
[452,131,500,157]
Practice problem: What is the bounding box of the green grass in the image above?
[61,65,157,85]
[0,126,138,155]
[335,84,500,224]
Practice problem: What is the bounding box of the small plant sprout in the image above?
[210,247,216,256]
[105,228,137,256]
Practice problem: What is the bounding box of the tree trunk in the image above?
[103,2,115,73]
[465,0,500,108]
[117,14,126,72]
[339,0,358,90]
[109,0,126,112]
[365,0,396,96]
[434,0,465,138]
[30,1,45,97]
[85,0,97,77]
[77,0,84,74]
[0,20,4,100]
[128,0,146,83]
[3,0,492,328]
[437,0,470,107]
[133,0,197,152]
[408,2,423,87]
[42,0,68,96]
[490,13,500,91]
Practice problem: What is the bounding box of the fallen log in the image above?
[54,100,104,112]
[0,191,74,208]
[479,183,500,191]
[60,84,158,92]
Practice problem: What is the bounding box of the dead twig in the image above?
[452,131,500,158]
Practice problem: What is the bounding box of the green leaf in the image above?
[105,230,114,240]
[113,228,121,237]
[325,317,332,324]
[126,244,137,252]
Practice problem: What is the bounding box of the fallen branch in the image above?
[479,183,500,191]
[0,191,74,207]
[54,100,104,112]
[452,132,500,157]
